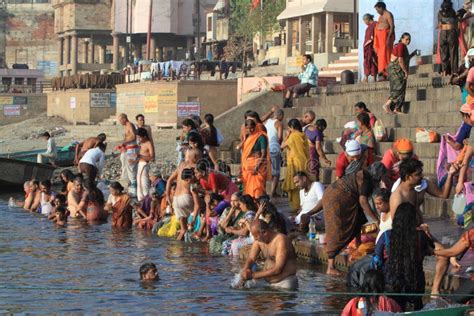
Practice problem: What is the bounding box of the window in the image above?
[14,77,24,85]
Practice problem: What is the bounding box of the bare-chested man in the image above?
[390,158,459,226]
[135,114,154,149]
[117,113,138,196]
[74,133,106,166]
[136,128,155,201]
[165,148,201,240]
[240,219,298,290]
[24,180,40,211]
[374,1,395,79]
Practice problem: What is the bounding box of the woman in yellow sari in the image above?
[241,119,269,199]
[282,119,310,210]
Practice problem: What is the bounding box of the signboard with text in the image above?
[3,105,21,116]
[90,93,111,107]
[144,95,158,113]
[177,102,201,118]
[70,97,76,109]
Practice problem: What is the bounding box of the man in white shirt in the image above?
[293,171,324,229]
[79,143,106,187]
[37,132,57,166]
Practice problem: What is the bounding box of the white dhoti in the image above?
[120,143,139,196]
[37,152,56,164]
[137,160,150,201]
[270,275,299,291]
[172,194,194,219]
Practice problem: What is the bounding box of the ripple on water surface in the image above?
[0,199,348,314]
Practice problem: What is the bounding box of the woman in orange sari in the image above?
[241,119,268,199]
[105,182,133,229]
[281,119,309,210]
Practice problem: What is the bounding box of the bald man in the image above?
[240,219,298,290]
[301,110,316,132]
[117,113,138,195]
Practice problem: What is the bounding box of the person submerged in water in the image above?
[240,219,298,290]
[139,262,159,281]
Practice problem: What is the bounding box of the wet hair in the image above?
[135,114,144,121]
[373,188,390,203]
[136,127,149,139]
[60,169,75,188]
[204,113,214,125]
[54,194,67,205]
[294,171,309,178]
[109,181,124,193]
[303,54,312,62]
[181,168,195,180]
[139,262,157,280]
[182,118,197,130]
[42,132,51,138]
[239,194,257,211]
[245,119,256,128]
[387,203,427,295]
[399,158,423,181]
[355,102,371,113]
[84,181,105,205]
[97,133,107,142]
[361,269,385,313]
[363,13,374,21]
[40,179,52,189]
[357,112,371,128]
[399,32,411,43]
[374,1,386,10]
[246,111,262,123]
[366,162,387,184]
[288,118,303,132]
[315,119,327,132]
[56,205,67,216]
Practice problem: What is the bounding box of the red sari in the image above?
[364,21,378,77]
[111,194,133,229]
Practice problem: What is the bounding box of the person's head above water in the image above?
[250,219,275,244]
[139,262,159,281]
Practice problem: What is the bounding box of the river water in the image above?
[0,198,348,314]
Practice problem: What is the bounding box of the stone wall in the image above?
[116,81,237,128]
[47,89,116,124]
[54,0,111,33]
[4,3,58,77]
[0,93,47,126]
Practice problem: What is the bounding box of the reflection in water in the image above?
[0,199,348,313]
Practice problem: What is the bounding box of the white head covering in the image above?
[465,48,474,68]
[345,140,362,156]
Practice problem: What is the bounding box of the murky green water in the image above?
[0,197,348,314]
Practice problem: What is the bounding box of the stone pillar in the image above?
[157,47,164,62]
[90,36,95,64]
[186,37,193,60]
[171,47,178,60]
[83,40,89,63]
[286,20,292,57]
[325,12,333,54]
[71,34,78,74]
[150,36,157,60]
[99,45,106,64]
[112,34,120,70]
[58,37,64,66]
[298,17,303,55]
[65,35,71,65]
[312,14,321,54]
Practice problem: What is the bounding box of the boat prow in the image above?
[0,157,55,187]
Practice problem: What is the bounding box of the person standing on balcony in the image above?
[283,54,318,108]
[363,14,378,82]
[373,2,395,81]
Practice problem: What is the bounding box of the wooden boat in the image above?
[0,144,76,167]
[385,306,473,315]
[0,157,55,187]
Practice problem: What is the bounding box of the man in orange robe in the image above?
[373,1,395,80]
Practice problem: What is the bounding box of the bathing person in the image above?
[105,182,133,229]
[67,177,88,218]
[136,127,155,201]
[117,113,138,196]
[74,133,106,166]
[139,262,159,281]
[38,179,56,216]
[79,142,106,188]
[240,219,298,290]
[24,180,41,211]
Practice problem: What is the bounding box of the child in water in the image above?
[139,262,159,281]
[55,206,68,227]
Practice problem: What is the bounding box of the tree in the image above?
[225,0,285,65]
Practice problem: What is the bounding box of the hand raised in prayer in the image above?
[256,201,267,217]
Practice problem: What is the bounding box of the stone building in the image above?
[0,0,58,77]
